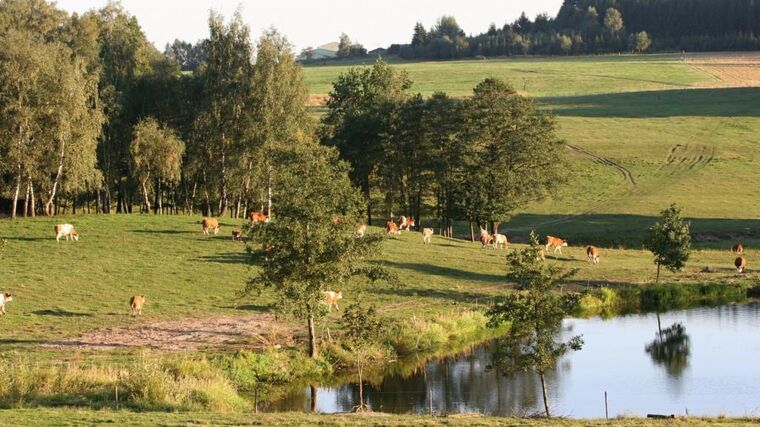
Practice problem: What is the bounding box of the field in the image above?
[304,53,760,247]
[3,53,760,421]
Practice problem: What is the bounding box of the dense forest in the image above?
[398,0,760,59]
[0,0,564,234]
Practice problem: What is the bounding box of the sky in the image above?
[55,0,565,52]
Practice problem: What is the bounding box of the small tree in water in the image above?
[487,231,583,418]
[341,297,384,412]
[243,144,398,359]
[645,204,691,283]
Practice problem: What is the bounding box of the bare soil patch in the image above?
[686,52,760,87]
[44,314,296,352]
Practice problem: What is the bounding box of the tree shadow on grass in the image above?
[130,229,196,235]
[32,309,93,317]
[375,260,504,284]
[195,252,248,265]
[4,237,51,242]
[224,304,269,312]
[368,286,502,304]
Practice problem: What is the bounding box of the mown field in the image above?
[2,408,757,427]
[304,53,760,247]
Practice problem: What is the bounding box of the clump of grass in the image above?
[575,288,619,318]
[386,310,493,355]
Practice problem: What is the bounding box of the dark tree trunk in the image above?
[540,372,551,417]
[308,314,317,359]
[310,384,318,412]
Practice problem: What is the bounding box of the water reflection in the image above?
[645,317,690,378]
[271,302,760,417]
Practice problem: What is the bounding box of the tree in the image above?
[411,22,428,46]
[337,33,352,58]
[340,298,385,412]
[194,10,255,217]
[603,8,624,34]
[243,143,399,359]
[631,31,651,53]
[462,78,565,233]
[644,204,691,283]
[487,231,583,418]
[130,118,185,213]
[432,16,464,39]
[299,46,315,61]
[321,59,411,224]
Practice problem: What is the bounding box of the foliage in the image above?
[487,231,582,417]
[645,321,690,377]
[130,118,185,213]
[336,33,366,58]
[645,204,691,282]
[340,298,385,411]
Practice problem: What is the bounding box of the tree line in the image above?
[0,0,312,219]
[398,0,760,60]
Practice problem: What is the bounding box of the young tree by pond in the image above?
[645,204,691,284]
[243,143,399,359]
[340,297,385,412]
[487,231,583,418]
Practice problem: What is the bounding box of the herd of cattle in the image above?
[0,214,750,318]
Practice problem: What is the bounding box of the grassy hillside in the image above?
[0,215,753,351]
[304,54,760,247]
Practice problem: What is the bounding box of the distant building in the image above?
[300,42,339,61]
[368,47,387,57]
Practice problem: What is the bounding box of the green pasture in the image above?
[302,54,716,97]
[0,215,754,353]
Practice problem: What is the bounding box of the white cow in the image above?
[54,224,79,242]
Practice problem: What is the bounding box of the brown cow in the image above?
[586,246,600,264]
[201,218,220,236]
[732,243,744,254]
[130,295,146,316]
[735,257,747,273]
[231,230,244,241]
[398,216,415,231]
[324,290,342,311]
[386,220,400,236]
[545,235,568,254]
[249,211,269,225]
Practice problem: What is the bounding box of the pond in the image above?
[272,302,760,417]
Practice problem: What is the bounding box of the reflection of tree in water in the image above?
[645,320,690,377]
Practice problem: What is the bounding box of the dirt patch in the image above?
[686,52,760,87]
[44,314,296,352]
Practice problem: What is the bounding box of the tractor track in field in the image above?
[660,144,714,173]
[566,144,636,187]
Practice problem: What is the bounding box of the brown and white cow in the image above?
[398,216,415,231]
[386,220,401,236]
[54,224,79,242]
[586,245,601,264]
[537,249,546,261]
[479,228,494,249]
[201,218,220,236]
[493,234,508,249]
[324,290,342,311]
[130,295,146,316]
[422,228,434,244]
[732,243,744,254]
[545,235,568,254]
[0,292,13,316]
[735,256,747,273]
[248,211,269,225]
[231,230,244,241]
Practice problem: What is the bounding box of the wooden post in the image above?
[428,386,433,416]
[115,384,119,409]
[604,391,608,419]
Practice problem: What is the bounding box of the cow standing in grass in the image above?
[398,216,415,231]
[735,257,747,273]
[201,218,220,236]
[732,244,744,254]
[493,234,508,249]
[0,292,13,316]
[130,295,146,316]
[479,228,494,248]
[587,246,601,264]
[545,235,568,255]
[386,220,400,236]
[422,228,434,244]
[54,224,79,242]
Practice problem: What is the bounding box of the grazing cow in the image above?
[54,224,79,242]
[356,224,368,238]
[231,230,244,241]
[248,211,269,225]
[732,244,744,254]
[324,290,342,311]
[386,220,401,236]
[0,292,13,316]
[130,295,145,316]
[398,216,415,231]
[493,234,508,249]
[545,235,568,254]
[201,218,220,236]
[586,246,601,264]
[422,228,434,244]
[479,227,493,248]
[735,257,747,273]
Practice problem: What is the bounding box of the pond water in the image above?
[272,303,760,417]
